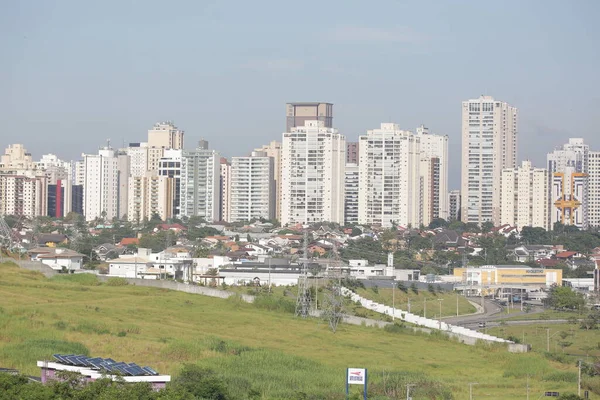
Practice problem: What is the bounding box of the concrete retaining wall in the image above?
[341,286,511,344]
[96,276,255,303]
[13,260,57,278]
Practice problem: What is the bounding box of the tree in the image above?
[547,286,585,311]
[481,221,494,233]
[428,218,448,229]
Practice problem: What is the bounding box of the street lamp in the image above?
[469,382,478,400]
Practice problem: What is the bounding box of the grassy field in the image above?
[0,262,598,399]
[354,286,477,318]
[488,323,600,358]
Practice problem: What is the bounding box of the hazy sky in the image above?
[2,0,599,188]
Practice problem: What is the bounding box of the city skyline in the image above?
[3,1,600,189]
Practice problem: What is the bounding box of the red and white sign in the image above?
[347,368,366,385]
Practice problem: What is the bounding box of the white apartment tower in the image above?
[358,123,421,228]
[500,161,549,230]
[547,138,589,229]
[0,144,33,170]
[416,125,448,226]
[281,121,345,225]
[83,147,129,221]
[180,141,220,221]
[461,96,518,226]
[229,151,275,222]
[589,151,600,228]
[344,163,359,225]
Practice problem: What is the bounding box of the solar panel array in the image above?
[52,354,159,376]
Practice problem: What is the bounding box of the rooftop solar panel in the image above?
[142,366,158,376]
[51,354,161,376]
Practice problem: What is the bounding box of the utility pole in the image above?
[407,297,411,313]
[424,298,427,318]
[526,375,529,400]
[578,360,582,397]
[438,298,443,329]
[547,328,550,352]
[268,257,272,292]
[456,292,459,316]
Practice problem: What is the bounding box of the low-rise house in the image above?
[28,247,84,271]
[107,248,193,280]
[94,243,126,261]
[510,245,555,263]
[37,234,69,247]
[120,237,139,247]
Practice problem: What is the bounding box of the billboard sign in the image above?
[347,368,366,385]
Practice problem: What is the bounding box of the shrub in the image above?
[171,364,231,400]
[117,331,127,337]
[253,294,295,314]
[106,277,128,286]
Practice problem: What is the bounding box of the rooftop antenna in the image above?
[295,230,311,317]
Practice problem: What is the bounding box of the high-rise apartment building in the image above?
[229,151,275,222]
[344,163,359,225]
[36,154,73,217]
[550,167,587,229]
[254,141,282,220]
[0,172,47,218]
[128,172,174,222]
[589,151,600,228]
[346,142,359,164]
[281,120,345,225]
[0,144,33,170]
[158,149,182,218]
[547,138,589,229]
[180,141,220,221]
[358,123,421,228]
[448,190,461,221]
[416,125,448,226]
[461,96,518,226]
[219,158,231,222]
[500,161,549,230]
[126,144,149,177]
[286,102,333,132]
[147,121,184,150]
[146,122,184,172]
[83,147,129,221]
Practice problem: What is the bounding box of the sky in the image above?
[2,0,600,189]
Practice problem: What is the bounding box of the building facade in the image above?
[416,125,448,225]
[180,142,220,221]
[448,190,461,221]
[158,149,182,219]
[547,138,590,229]
[358,123,421,228]
[0,172,48,218]
[127,172,173,222]
[281,120,345,225]
[286,102,333,132]
[229,152,275,222]
[461,96,518,226]
[83,147,129,221]
[589,151,600,228]
[219,158,231,222]
[254,141,282,220]
[346,142,359,164]
[500,160,550,230]
[344,163,359,225]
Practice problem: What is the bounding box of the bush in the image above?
[106,277,128,286]
[253,294,295,314]
[171,364,231,400]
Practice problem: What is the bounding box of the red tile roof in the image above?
[556,251,577,258]
[120,238,139,246]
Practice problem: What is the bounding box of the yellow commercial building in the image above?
[454,265,562,288]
